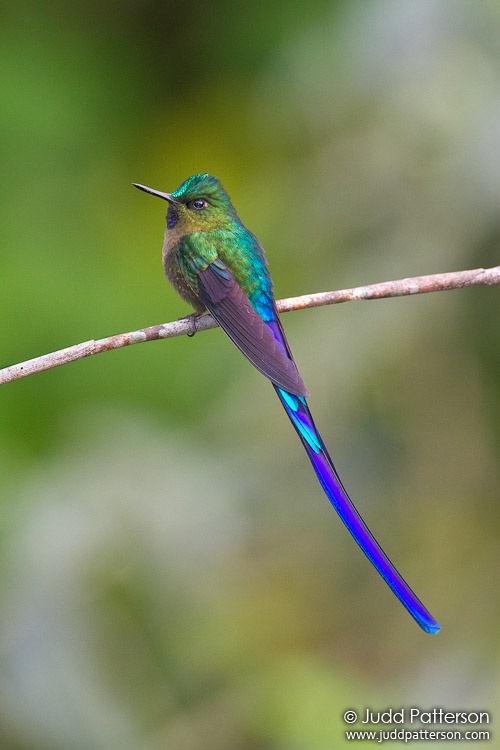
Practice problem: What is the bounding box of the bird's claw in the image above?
[181,312,202,337]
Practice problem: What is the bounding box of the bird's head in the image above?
[133,173,237,234]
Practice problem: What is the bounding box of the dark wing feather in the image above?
[197,262,308,397]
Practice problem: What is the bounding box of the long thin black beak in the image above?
[132,183,180,204]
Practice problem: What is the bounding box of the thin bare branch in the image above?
[1,265,499,387]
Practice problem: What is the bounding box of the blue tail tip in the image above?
[422,618,441,635]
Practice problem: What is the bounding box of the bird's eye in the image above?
[188,198,207,210]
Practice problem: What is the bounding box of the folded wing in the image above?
[197,261,308,397]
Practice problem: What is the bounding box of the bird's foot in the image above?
[181,312,203,337]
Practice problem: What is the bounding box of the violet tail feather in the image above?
[275,386,440,634]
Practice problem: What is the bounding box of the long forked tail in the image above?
[275,386,440,634]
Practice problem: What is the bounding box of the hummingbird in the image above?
[133,173,440,634]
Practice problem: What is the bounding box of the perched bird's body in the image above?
[134,173,440,634]
[164,184,274,316]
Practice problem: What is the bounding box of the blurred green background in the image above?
[1,0,499,748]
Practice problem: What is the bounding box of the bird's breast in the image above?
[162,236,205,312]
